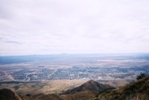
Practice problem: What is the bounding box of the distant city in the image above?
[0,54,149,82]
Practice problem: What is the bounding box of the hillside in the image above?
[97,76,149,100]
[61,90,97,100]
[62,80,114,94]
[0,77,148,100]
[20,93,62,100]
[0,88,21,100]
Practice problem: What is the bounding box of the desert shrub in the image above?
[137,73,146,80]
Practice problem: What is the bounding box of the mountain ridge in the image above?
[61,80,114,94]
[97,76,149,100]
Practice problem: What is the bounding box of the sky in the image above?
[0,0,149,56]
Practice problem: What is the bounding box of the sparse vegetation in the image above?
[137,73,146,80]
[97,76,149,100]
[0,77,149,100]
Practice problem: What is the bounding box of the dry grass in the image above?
[0,79,87,95]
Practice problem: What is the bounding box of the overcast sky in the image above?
[0,0,149,55]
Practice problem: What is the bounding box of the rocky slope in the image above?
[97,76,149,100]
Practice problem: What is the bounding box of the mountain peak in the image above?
[86,80,97,84]
[62,80,114,94]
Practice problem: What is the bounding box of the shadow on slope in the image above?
[0,88,21,100]
[97,76,149,100]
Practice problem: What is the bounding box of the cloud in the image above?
[4,40,21,44]
[0,0,149,55]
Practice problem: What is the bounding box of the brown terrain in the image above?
[61,80,114,94]
[0,76,149,100]
[97,76,149,100]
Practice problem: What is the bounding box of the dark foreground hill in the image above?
[97,76,149,100]
[0,88,21,100]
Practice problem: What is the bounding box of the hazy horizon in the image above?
[0,52,149,56]
[1,0,149,56]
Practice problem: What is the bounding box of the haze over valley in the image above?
[0,54,149,82]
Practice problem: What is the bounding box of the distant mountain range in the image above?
[1,53,149,64]
[0,76,149,100]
